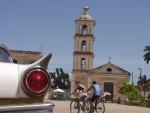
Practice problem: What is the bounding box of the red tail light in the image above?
[23,69,50,96]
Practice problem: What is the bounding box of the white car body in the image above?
[0,62,19,97]
[0,44,55,113]
[0,54,51,98]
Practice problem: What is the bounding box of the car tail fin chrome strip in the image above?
[29,53,52,69]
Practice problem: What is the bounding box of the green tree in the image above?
[143,45,150,64]
[137,75,150,98]
[50,68,71,89]
[119,83,140,103]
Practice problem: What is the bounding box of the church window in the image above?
[107,68,112,72]
[82,24,88,35]
[81,40,87,51]
[81,58,86,69]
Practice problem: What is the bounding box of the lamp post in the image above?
[138,68,142,79]
[138,67,142,96]
[131,72,134,85]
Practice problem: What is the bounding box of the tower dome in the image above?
[79,6,92,20]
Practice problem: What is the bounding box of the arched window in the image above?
[81,58,86,69]
[82,25,88,35]
[81,40,87,51]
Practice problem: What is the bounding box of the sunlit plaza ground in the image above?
[51,100,150,113]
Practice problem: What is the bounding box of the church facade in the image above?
[71,7,130,100]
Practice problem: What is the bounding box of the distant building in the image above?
[0,43,42,64]
[9,50,42,64]
[71,7,130,101]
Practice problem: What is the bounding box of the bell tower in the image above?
[71,7,96,91]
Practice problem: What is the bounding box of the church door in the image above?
[104,82,114,100]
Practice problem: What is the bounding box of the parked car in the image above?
[0,44,54,113]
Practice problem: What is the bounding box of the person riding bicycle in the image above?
[87,81,103,102]
[71,81,87,99]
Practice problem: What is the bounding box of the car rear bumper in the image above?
[0,101,55,113]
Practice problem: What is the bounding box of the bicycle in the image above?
[70,95,93,113]
[92,96,105,113]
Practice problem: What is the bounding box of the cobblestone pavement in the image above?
[51,100,150,113]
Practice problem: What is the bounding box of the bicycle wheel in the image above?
[95,100,105,113]
[70,99,80,113]
[83,99,93,113]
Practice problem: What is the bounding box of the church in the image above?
[71,7,130,100]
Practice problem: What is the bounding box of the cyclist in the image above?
[71,81,87,99]
[87,81,103,102]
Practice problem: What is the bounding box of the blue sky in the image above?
[0,0,150,83]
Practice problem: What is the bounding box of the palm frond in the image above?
[144,45,150,52]
[143,45,150,64]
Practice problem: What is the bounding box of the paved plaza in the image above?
[51,100,150,113]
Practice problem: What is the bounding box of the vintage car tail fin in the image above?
[21,53,52,97]
[30,53,52,69]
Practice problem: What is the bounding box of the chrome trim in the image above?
[30,53,52,69]
[0,101,55,113]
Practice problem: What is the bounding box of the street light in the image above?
[138,67,142,79]
[131,72,134,85]
[138,67,142,96]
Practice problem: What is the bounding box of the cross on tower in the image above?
[108,57,111,63]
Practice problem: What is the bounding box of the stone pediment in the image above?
[90,61,130,75]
